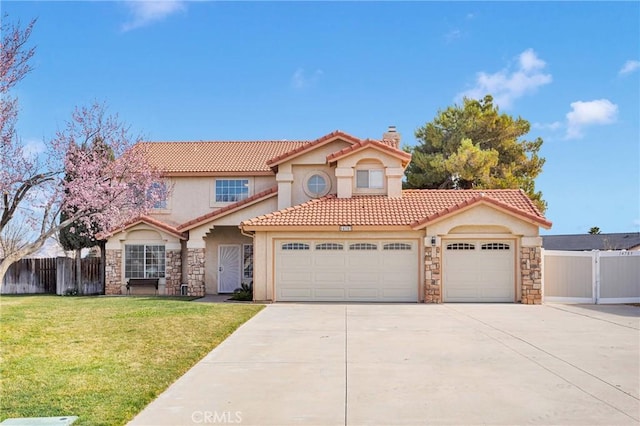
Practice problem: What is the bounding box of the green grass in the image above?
[0,295,264,425]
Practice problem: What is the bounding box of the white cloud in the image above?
[565,99,618,139]
[122,0,186,32]
[291,68,323,90]
[456,48,552,109]
[619,60,640,76]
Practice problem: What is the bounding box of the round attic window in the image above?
[304,172,331,198]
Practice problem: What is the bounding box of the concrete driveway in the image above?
[129,303,640,425]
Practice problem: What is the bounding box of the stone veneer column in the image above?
[187,248,206,297]
[105,249,122,295]
[424,246,441,303]
[521,246,542,304]
[164,249,182,295]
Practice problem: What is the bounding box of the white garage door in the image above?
[443,240,515,302]
[276,240,419,302]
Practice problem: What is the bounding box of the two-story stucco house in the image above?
[103,127,551,304]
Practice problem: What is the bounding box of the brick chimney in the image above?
[382,125,401,149]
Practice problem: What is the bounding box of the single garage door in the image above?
[276,240,419,302]
[443,240,515,302]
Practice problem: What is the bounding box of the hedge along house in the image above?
[103,128,552,303]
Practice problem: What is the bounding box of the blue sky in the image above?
[4,1,639,235]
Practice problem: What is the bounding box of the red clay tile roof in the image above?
[138,141,307,175]
[241,190,551,229]
[326,138,412,165]
[178,186,278,231]
[99,215,187,240]
[266,130,361,167]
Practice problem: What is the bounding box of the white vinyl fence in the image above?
[543,250,640,304]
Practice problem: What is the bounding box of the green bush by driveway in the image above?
[0,295,263,426]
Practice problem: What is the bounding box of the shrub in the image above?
[229,281,252,301]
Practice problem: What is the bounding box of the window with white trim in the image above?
[149,181,168,209]
[306,174,329,197]
[243,244,253,280]
[446,243,475,250]
[215,179,249,203]
[281,243,310,251]
[383,243,412,251]
[356,169,384,189]
[125,245,165,278]
[481,243,510,250]
[349,243,377,250]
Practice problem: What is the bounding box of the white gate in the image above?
[543,250,640,304]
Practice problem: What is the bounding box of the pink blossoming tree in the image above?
[0,15,160,283]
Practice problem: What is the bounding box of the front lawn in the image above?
[0,295,264,425]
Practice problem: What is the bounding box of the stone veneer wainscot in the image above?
[521,246,542,304]
[424,246,441,303]
[186,248,206,296]
[105,249,122,295]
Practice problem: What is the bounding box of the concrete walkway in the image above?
[128,303,640,425]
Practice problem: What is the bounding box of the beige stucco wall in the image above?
[333,149,405,198]
[275,140,351,208]
[425,204,540,239]
[251,230,425,302]
[150,175,276,225]
[291,165,337,206]
[187,197,278,248]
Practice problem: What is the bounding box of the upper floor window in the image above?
[304,171,331,198]
[215,179,249,203]
[149,181,168,209]
[356,169,384,189]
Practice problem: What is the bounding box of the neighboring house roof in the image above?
[138,140,307,175]
[542,233,640,251]
[99,215,187,240]
[326,138,412,166]
[242,189,551,229]
[266,130,361,167]
[178,186,278,231]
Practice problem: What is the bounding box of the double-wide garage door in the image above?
[276,240,419,302]
[443,240,515,302]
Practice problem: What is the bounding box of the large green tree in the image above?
[405,95,546,212]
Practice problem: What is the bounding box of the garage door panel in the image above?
[347,288,379,299]
[382,287,416,302]
[314,288,346,299]
[443,240,515,303]
[347,256,377,267]
[280,271,313,282]
[279,256,312,267]
[314,255,345,267]
[314,273,345,286]
[280,288,312,299]
[276,240,418,302]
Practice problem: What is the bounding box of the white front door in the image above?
[218,245,241,293]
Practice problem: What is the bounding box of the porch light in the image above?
[431,236,436,246]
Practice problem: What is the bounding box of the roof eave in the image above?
[411,198,552,230]
[100,217,188,240]
[179,187,278,231]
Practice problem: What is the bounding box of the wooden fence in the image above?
[543,250,640,304]
[1,257,103,295]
